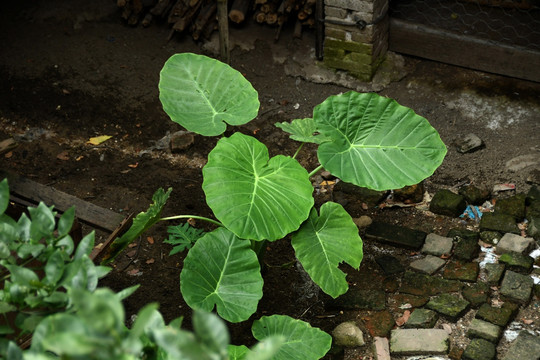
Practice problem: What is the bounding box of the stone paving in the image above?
[327,185,540,360]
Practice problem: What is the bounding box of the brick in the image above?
[422,233,454,256]
[495,233,535,255]
[373,337,391,360]
[390,329,449,355]
[325,5,348,18]
[467,318,502,343]
[410,255,446,275]
[324,0,374,12]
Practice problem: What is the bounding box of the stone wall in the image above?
[323,0,389,81]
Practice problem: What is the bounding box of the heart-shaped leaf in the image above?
[203,133,314,241]
[159,53,260,136]
[251,315,331,360]
[291,202,363,298]
[180,228,263,323]
[274,118,328,144]
[314,91,447,190]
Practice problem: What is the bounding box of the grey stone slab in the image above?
[404,308,439,329]
[373,337,391,360]
[421,233,454,256]
[390,329,449,355]
[500,270,534,304]
[496,233,535,255]
[410,255,446,275]
[466,318,502,343]
[365,221,426,250]
[501,331,540,360]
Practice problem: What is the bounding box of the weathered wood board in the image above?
[0,170,125,232]
[389,18,540,83]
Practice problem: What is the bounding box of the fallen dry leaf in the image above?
[128,162,138,168]
[120,169,131,174]
[126,249,137,258]
[147,236,154,245]
[76,155,84,161]
[87,135,112,145]
[127,268,142,276]
[395,310,411,326]
[128,242,138,248]
[522,318,534,325]
[56,150,69,161]
[4,151,13,159]
[146,258,155,264]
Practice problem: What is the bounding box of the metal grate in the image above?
[389,0,540,51]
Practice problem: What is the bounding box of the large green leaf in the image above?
[291,202,363,298]
[102,188,172,264]
[159,53,260,136]
[274,118,328,144]
[251,315,331,360]
[180,228,263,323]
[0,178,8,215]
[180,228,263,322]
[314,91,447,190]
[203,133,314,241]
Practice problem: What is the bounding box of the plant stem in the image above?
[159,215,223,227]
[292,143,304,159]
[308,164,324,178]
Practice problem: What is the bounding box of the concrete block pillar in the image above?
[323,0,389,81]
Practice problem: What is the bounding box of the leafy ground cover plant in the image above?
[102,52,446,359]
[1,179,326,360]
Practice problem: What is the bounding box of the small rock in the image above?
[375,255,404,275]
[320,170,334,180]
[448,228,480,242]
[426,293,470,320]
[505,153,540,172]
[480,212,520,234]
[410,255,447,275]
[332,321,365,347]
[476,302,518,327]
[373,337,391,360]
[365,222,426,250]
[170,131,195,152]
[403,308,439,329]
[459,185,491,205]
[527,169,540,185]
[527,216,540,240]
[421,233,454,257]
[467,318,502,343]
[394,182,424,204]
[484,263,505,285]
[353,215,372,228]
[443,260,479,282]
[501,331,540,360]
[500,270,534,304]
[390,329,449,355]
[498,253,534,273]
[462,338,496,360]
[430,189,467,217]
[456,133,484,153]
[495,194,527,221]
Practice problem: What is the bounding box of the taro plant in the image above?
[104,53,446,351]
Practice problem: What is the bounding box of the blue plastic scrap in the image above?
[460,205,483,220]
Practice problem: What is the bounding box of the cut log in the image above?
[265,12,278,25]
[229,0,251,24]
[293,18,302,38]
[192,1,217,40]
[150,0,174,16]
[172,0,202,32]
[254,11,266,23]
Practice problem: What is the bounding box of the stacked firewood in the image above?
[118,0,317,41]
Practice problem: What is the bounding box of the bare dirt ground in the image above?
[1,0,539,358]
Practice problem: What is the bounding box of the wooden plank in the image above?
[0,170,125,232]
[389,18,540,83]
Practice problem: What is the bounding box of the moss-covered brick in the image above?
[480,212,520,234]
[476,302,518,327]
[494,194,526,221]
[400,271,462,296]
[325,38,373,55]
[426,293,470,321]
[463,338,496,360]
